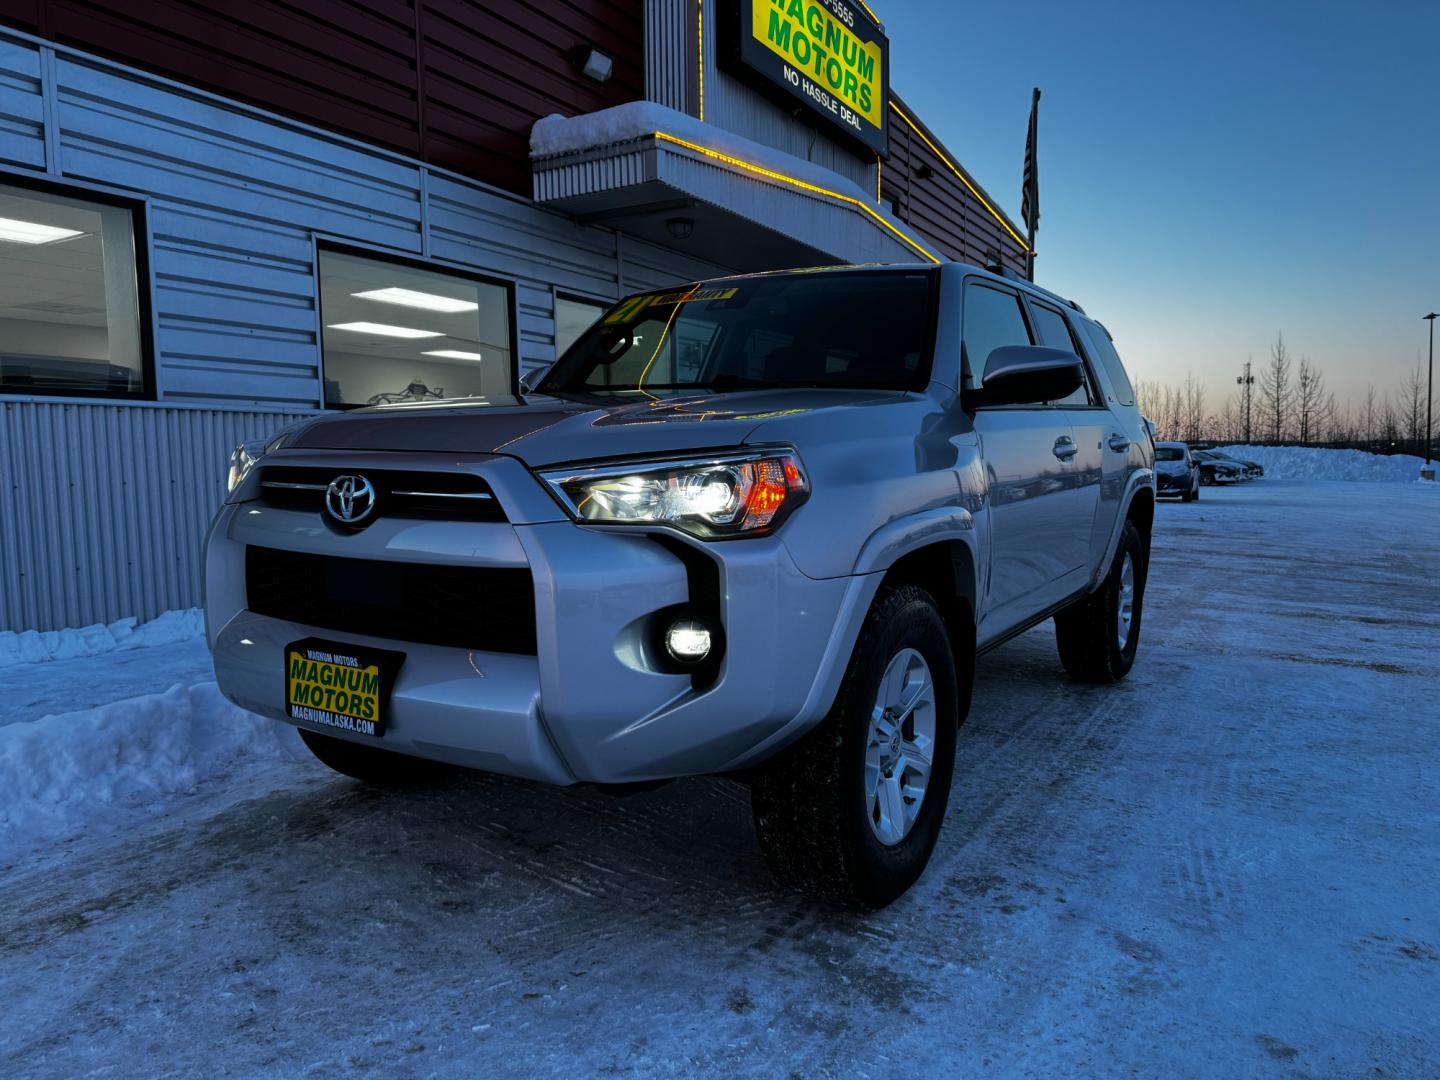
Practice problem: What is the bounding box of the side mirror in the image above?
[973,345,1084,408]
[518,368,544,395]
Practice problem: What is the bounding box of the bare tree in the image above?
[1295,358,1327,444]
[1161,384,1183,442]
[1181,373,1206,443]
[1321,393,1341,444]
[1380,394,1401,447]
[1132,378,1161,426]
[1399,360,1426,452]
[1259,332,1292,443]
[1362,385,1377,448]
[1218,396,1240,444]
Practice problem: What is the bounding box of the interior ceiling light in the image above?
[327,322,444,339]
[422,349,484,361]
[0,216,85,245]
[352,287,478,313]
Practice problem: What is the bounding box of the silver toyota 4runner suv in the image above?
[208,263,1155,908]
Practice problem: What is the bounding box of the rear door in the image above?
[962,282,1086,643]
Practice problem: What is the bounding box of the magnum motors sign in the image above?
[722,0,890,157]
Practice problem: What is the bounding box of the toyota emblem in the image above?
[325,474,376,524]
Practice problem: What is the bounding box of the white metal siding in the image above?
[0,401,312,632]
[0,29,730,631]
[0,38,44,171]
[645,0,693,114]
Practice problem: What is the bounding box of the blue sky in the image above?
[883,0,1439,411]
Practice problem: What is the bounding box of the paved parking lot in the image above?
[3,481,1438,1077]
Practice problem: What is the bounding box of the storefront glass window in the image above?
[318,248,512,407]
[0,182,146,396]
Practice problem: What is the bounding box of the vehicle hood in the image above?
[281,388,904,467]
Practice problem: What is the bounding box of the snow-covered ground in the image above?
[1,478,1437,1077]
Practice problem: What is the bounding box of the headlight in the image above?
[226,439,267,494]
[538,449,809,538]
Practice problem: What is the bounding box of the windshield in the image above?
[1155,447,1186,462]
[539,270,938,394]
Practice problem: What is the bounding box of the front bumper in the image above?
[206,450,872,785]
[1155,473,1190,493]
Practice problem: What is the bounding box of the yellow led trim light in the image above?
[889,100,1031,253]
[652,131,940,264]
[697,0,705,121]
[855,0,882,28]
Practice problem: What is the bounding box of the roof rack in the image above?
[985,262,1086,314]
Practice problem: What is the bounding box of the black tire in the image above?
[750,584,961,909]
[1180,485,1194,503]
[299,727,459,786]
[1054,519,1146,684]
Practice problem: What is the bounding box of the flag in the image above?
[1021,87,1040,241]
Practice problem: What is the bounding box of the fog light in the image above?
[665,620,711,663]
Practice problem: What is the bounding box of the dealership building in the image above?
[0,0,1030,633]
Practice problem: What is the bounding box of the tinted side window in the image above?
[1029,302,1094,406]
[1081,320,1136,406]
[963,284,1032,384]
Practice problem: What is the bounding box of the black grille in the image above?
[256,466,505,522]
[246,546,537,654]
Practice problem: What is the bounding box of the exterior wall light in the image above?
[577,46,613,83]
[665,217,695,239]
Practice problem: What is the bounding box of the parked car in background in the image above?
[1214,452,1264,478]
[1154,442,1201,501]
[1191,449,1247,484]
[207,262,1156,909]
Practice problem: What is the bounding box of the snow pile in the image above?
[1216,445,1435,484]
[0,608,204,669]
[531,101,877,209]
[0,681,305,854]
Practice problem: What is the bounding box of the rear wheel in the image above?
[1054,519,1146,683]
[299,728,459,786]
[750,585,961,909]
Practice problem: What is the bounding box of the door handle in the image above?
[1108,433,1131,452]
[1052,435,1079,461]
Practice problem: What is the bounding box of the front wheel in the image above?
[1054,519,1146,683]
[750,584,961,909]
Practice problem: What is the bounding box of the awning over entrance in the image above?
[529,102,938,273]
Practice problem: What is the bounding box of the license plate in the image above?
[285,637,403,738]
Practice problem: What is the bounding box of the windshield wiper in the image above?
[568,375,807,392]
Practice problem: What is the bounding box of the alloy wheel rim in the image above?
[864,648,937,846]
[1117,553,1135,650]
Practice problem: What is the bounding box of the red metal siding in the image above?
[420,0,644,192]
[884,93,1029,276]
[0,0,643,195]
[0,0,38,34]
